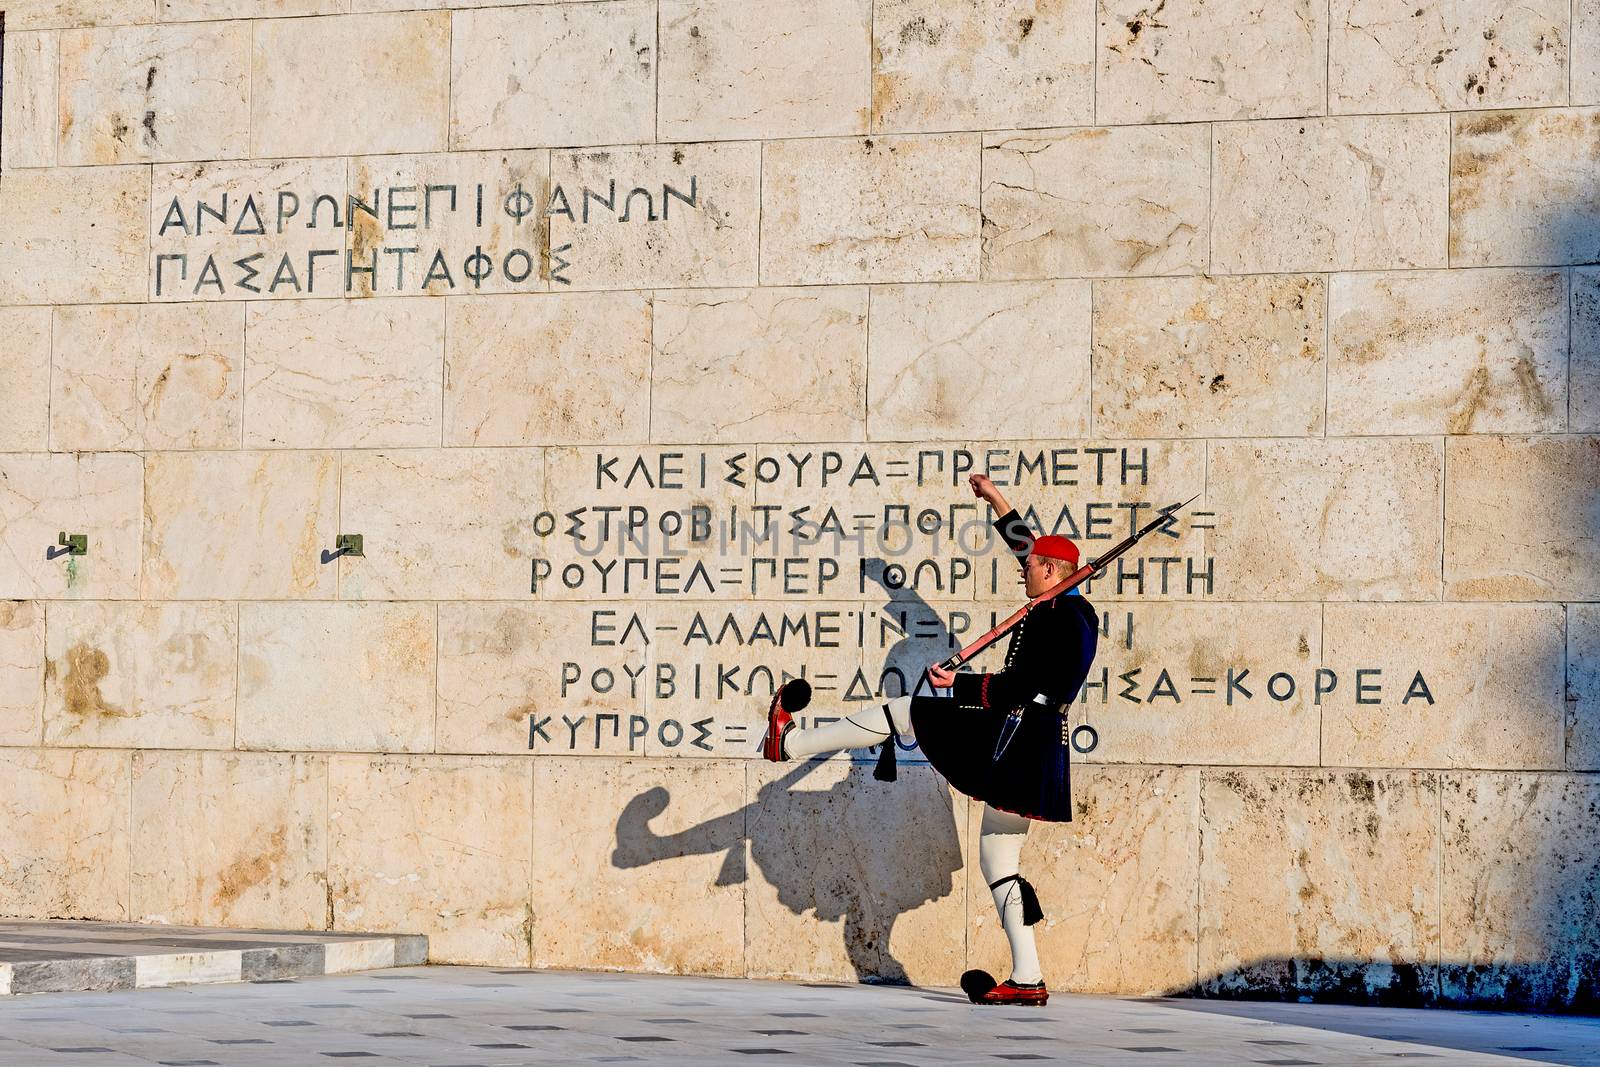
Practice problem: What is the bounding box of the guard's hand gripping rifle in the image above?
[933,495,1198,674]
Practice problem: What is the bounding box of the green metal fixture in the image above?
[57,532,87,556]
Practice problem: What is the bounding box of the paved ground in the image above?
[1,966,1598,1066]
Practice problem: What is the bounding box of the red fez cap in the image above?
[1030,534,1079,567]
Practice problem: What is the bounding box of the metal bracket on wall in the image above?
[335,533,364,557]
[57,532,88,557]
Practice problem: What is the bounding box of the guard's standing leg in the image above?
[976,804,1048,1004]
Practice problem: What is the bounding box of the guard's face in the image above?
[1023,553,1057,597]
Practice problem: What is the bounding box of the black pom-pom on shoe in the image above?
[960,969,998,1003]
[776,678,812,713]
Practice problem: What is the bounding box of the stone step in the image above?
[0,921,427,996]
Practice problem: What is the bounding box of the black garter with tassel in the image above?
[987,873,1044,926]
[874,703,898,782]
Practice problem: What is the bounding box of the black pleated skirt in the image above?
[909,696,1072,822]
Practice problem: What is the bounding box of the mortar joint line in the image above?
[1566,269,1574,433]
[1206,123,1214,274]
[1324,0,1331,117]
[1562,603,1570,771]
[446,8,455,154]
[654,0,661,145]
[1091,1,1099,126]
[1322,272,1330,439]
[867,0,876,136]
[863,285,871,442]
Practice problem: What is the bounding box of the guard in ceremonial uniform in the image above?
[761,473,1100,1006]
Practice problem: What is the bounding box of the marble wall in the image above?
[1,0,1597,1010]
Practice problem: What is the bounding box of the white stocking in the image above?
[979,804,1043,985]
[783,695,915,760]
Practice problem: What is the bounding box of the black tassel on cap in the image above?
[873,703,898,782]
[988,873,1045,926]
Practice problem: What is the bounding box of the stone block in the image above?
[966,766,1199,994]
[1214,116,1449,274]
[59,22,248,166]
[52,303,244,451]
[0,453,143,600]
[1198,769,1440,1003]
[1576,269,1600,431]
[1323,604,1565,770]
[0,603,45,747]
[1441,773,1600,1010]
[238,602,435,753]
[1579,0,1600,104]
[0,309,52,450]
[131,751,327,930]
[0,749,129,920]
[338,449,545,600]
[1085,603,1320,767]
[981,125,1208,280]
[1093,275,1325,437]
[762,134,979,285]
[1330,0,1568,113]
[742,441,978,600]
[737,439,1207,602]
[43,601,236,750]
[347,0,528,8]
[322,938,395,973]
[135,950,242,988]
[871,0,1093,134]
[0,166,147,305]
[1444,436,1600,600]
[9,955,133,994]
[743,761,966,985]
[651,287,867,443]
[252,12,448,158]
[660,0,869,140]
[649,602,869,761]
[142,451,338,599]
[1328,269,1566,435]
[535,445,756,603]
[1451,108,1600,267]
[867,281,1091,442]
[149,157,348,303]
[437,602,649,757]
[161,0,336,18]
[451,2,655,151]
[861,598,983,715]
[243,300,442,449]
[345,150,549,298]
[538,757,744,974]
[549,141,760,289]
[391,934,427,966]
[1571,604,1600,771]
[240,940,324,980]
[2,30,58,168]
[1208,439,1443,601]
[1097,0,1326,123]
[3,0,151,31]
[445,292,650,446]
[330,755,531,966]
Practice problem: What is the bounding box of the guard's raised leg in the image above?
[761,691,914,762]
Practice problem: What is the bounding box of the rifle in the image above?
[934,495,1198,674]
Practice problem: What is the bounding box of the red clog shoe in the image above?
[974,980,1049,1006]
[760,679,811,762]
